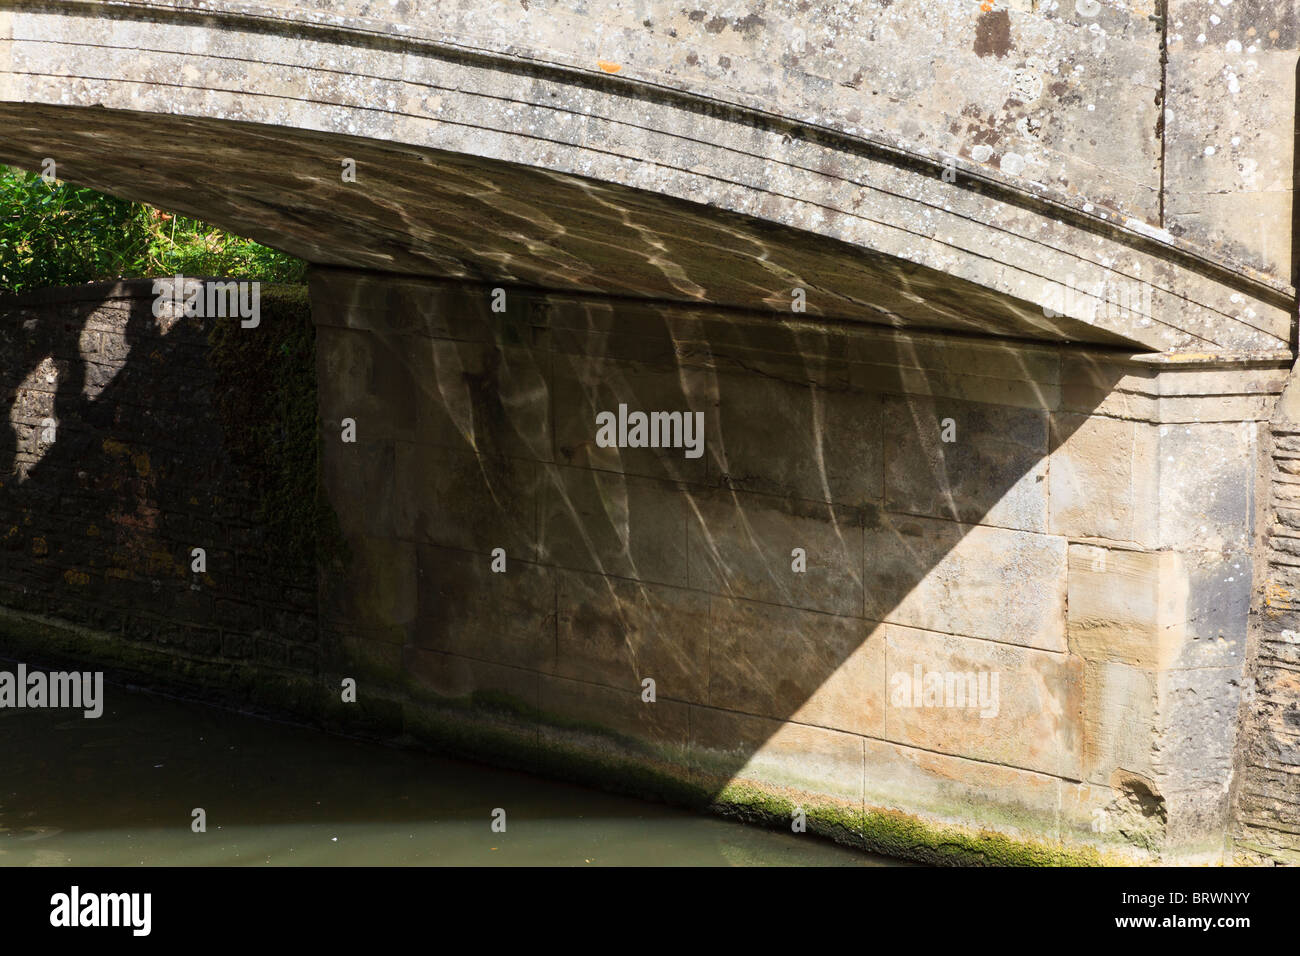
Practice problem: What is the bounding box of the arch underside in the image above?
[1,102,1129,346]
[0,1,1291,352]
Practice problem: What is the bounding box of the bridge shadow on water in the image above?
[0,673,891,865]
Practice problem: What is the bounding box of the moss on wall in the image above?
[207,284,343,569]
[0,598,1127,867]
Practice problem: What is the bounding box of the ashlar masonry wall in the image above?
[312,267,1286,863]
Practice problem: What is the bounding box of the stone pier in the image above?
[308,268,1288,862]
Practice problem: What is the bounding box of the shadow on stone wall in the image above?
[312,268,1133,855]
[0,281,319,696]
[0,273,1148,859]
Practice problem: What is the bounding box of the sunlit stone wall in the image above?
[312,267,1287,862]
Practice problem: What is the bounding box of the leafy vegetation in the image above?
[0,165,306,293]
[0,165,330,563]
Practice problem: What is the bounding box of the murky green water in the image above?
[0,682,894,866]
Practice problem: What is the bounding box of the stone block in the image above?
[847,333,1061,412]
[689,704,865,804]
[539,674,691,754]
[319,438,397,540]
[555,569,710,702]
[1154,665,1244,795]
[1078,659,1158,786]
[1180,549,1251,670]
[1066,544,1182,668]
[710,371,883,506]
[707,597,884,736]
[1049,412,1157,545]
[863,737,1061,837]
[540,466,689,587]
[321,535,416,636]
[886,394,1047,532]
[551,353,708,484]
[403,645,539,706]
[1156,421,1253,551]
[413,338,553,462]
[1068,545,1249,670]
[411,545,555,671]
[882,624,1081,779]
[394,443,541,559]
[687,489,863,616]
[316,325,417,444]
[863,512,1066,652]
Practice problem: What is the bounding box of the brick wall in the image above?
[0,279,320,696]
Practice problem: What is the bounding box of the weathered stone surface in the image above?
[1180,550,1251,670]
[551,354,707,484]
[687,489,864,617]
[1078,660,1159,787]
[404,645,539,707]
[1156,422,1254,551]
[864,513,1067,652]
[1059,354,1159,421]
[851,333,1065,411]
[394,444,541,559]
[1077,655,1244,854]
[412,545,555,671]
[885,395,1048,533]
[1231,425,1300,860]
[321,435,397,542]
[708,598,884,736]
[539,674,691,754]
[882,624,1081,779]
[864,737,1063,840]
[555,570,710,703]
[1247,664,1300,761]
[689,705,865,804]
[1164,0,1298,274]
[321,535,416,640]
[411,338,554,463]
[1067,545,1180,668]
[1069,544,1249,673]
[709,372,883,507]
[0,266,1280,863]
[1155,665,1243,802]
[317,326,417,445]
[1049,414,1157,545]
[540,466,689,587]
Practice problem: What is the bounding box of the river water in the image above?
[0,681,895,866]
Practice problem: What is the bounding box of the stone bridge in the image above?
[0,0,1297,863]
